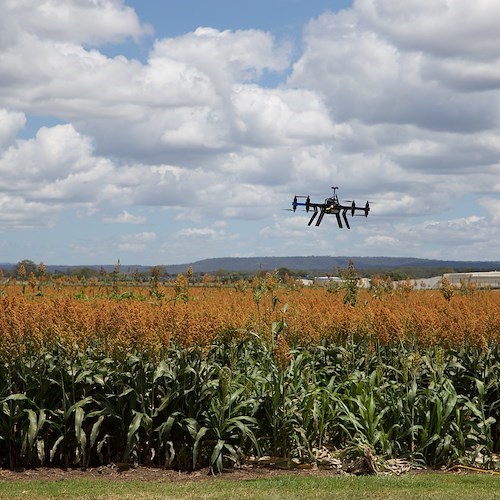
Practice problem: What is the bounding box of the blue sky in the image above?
[1,0,499,266]
[129,1,352,37]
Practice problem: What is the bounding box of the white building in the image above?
[313,276,371,288]
[313,276,342,286]
[443,271,500,289]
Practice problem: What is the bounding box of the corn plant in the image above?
[195,366,260,473]
[0,282,499,471]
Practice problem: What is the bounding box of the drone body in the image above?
[290,186,370,228]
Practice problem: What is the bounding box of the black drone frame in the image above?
[291,186,370,228]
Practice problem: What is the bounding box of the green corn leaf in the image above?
[443,388,458,422]
[1,394,28,403]
[50,435,64,463]
[192,426,209,469]
[118,388,135,398]
[464,400,483,419]
[434,398,443,432]
[155,413,180,440]
[210,439,225,473]
[74,406,85,443]
[183,417,200,439]
[228,386,245,406]
[38,409,47,432]
[419,433,441,451]
[126,411,143,444]
[153,360,169,383]
[36,439,45,464]
[123,411,144,461]
[90,415,104,448]
[223,415,257,437]
[25,409,38,449]
[141,413,153,432]
[408,380,417,405]
[154,392,179,416]
[474,378,485,398]
[96,434,110,463]
[477,416,497,429]
[164,441,175,466]
[75,369,93,384]
[66,396,93,421]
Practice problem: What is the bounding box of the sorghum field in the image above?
[1,269,499,473]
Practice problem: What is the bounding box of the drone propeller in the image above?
[350,201,371,217]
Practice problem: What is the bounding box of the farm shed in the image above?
[313,276,371,288]
[443,271,500,289]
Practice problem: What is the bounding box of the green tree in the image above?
[72,267,99,279]
[15,259,36,278]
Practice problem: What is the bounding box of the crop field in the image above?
[0,269,499,474]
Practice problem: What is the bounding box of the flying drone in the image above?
[288,186,370,228]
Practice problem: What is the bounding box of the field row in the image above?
[1,280,499,471]
[1,284,499,357]
[1,337,498,471]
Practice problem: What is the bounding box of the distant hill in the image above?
[2,256,499,278]
[165,256,500,276]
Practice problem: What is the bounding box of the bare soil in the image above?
[1,456,497,482]
[0,464,345,483]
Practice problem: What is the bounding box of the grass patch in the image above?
[0,473,499,499]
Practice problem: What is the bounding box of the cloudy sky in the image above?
[1,0,499,266]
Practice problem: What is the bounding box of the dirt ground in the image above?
[0,464,493,483]
[1,454,497,482]
[0,465,353,483]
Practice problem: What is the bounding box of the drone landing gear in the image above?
[308,207,327,226]
[342,209,350,229]
[335,212,343,228]
[316,208,327,226]
[308,207,318,226]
